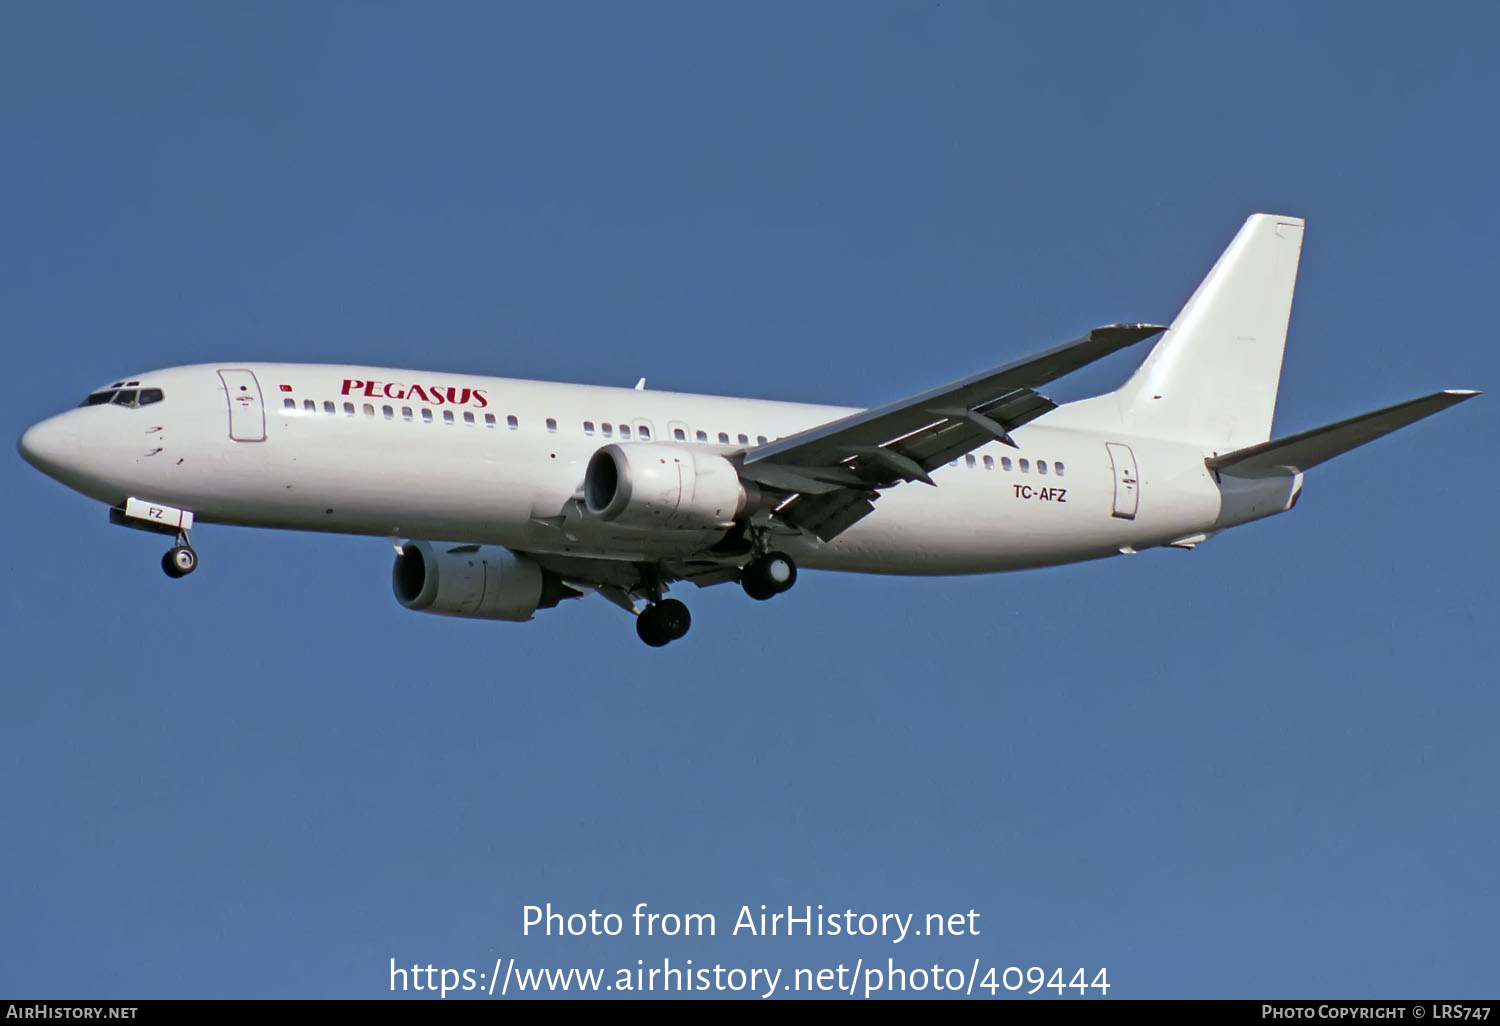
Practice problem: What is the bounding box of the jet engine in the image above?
[392,541,578,621]
[583,443,757,529]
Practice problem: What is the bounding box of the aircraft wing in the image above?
[738,323,1167,540]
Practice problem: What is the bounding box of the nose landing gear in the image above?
[162,533,198,579]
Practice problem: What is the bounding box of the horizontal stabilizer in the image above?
[1206,390,1479,479]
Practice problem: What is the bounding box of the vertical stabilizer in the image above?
[1112,213,1304,451]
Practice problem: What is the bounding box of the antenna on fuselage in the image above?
[634,378,646,390]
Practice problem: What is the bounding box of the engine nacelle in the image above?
[584,443,754,529]
[392,541,578,621]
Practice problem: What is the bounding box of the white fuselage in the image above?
[19,362,1296,575]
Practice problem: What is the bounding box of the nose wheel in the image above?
[741,551,797,600]
[162,535,198,579]
[636,598,691,647]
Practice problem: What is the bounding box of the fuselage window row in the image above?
[278,397,779,452]
[949,454,1066,477]
[283,396,514,431]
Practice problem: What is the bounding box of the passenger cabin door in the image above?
[219,369,266,442]
[1106,442,1139,520]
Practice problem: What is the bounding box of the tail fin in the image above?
[1114,213,1305,451]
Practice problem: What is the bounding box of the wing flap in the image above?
[776,491,878,541]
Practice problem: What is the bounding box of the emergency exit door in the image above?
[1106,442,1139,520]
[219,369,266,441]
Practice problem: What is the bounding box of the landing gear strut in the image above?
[161,532,198,579]
[636,598,691,647]
[741,550,796,601]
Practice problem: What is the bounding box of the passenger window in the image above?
[1054,461,1065,477]
[639,425,651,440]
[484,413,496,427]
[343,402,355,416]
[1001,456,1013,471]
[111,390,139,407]
[324,401,336,415]
[696,430,708,442]
[718,432,729,444]
[546,417,557,433]
[965,454,977,468]
[584,421,595,435]
[383,405,394,420]
[463,411,475,424]
[402,407,413,421]
[737,433,748,445]
[138,389,164,406]
[673,427,686,441]
[506,415,518,430]
[363,403,375,417]
[283,398,296,410]
[304,399,316,412]
[983,455,994,470]
[443,410,454,424]
[1019,458,1030,473]
[1037,460,1048,475]
[601,423,613,438]
[620,425,631,439]
[757,435,768,445]
[421,408,433,423]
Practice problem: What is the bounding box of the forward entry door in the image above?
[1106,442,1139,520]
[219,369,266,442]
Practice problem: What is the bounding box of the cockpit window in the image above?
[80,387,163,408]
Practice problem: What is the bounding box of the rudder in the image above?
[1112,213,1305,452]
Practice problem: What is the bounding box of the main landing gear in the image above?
[161,532,198,579]
[636,598,691,648]
[740,550,797,601]
[629,545,797,648]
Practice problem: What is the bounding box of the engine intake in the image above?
[584,443,755,529]
[393,541,578,621]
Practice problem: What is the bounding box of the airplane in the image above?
[16,213,1479,647]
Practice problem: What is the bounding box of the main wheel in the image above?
[162,545,197,578]
[636,600,691,647]
[636,604,669,647]
[655,598,691,641]
[760,552,796,593]
[741,551,796,600]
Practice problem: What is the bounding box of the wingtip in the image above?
[1093,322,1169,341]
[1442,388,1481,398]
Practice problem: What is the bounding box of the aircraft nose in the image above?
[17,414,79,479]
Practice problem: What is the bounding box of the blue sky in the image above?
[2,2,1495,1000]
